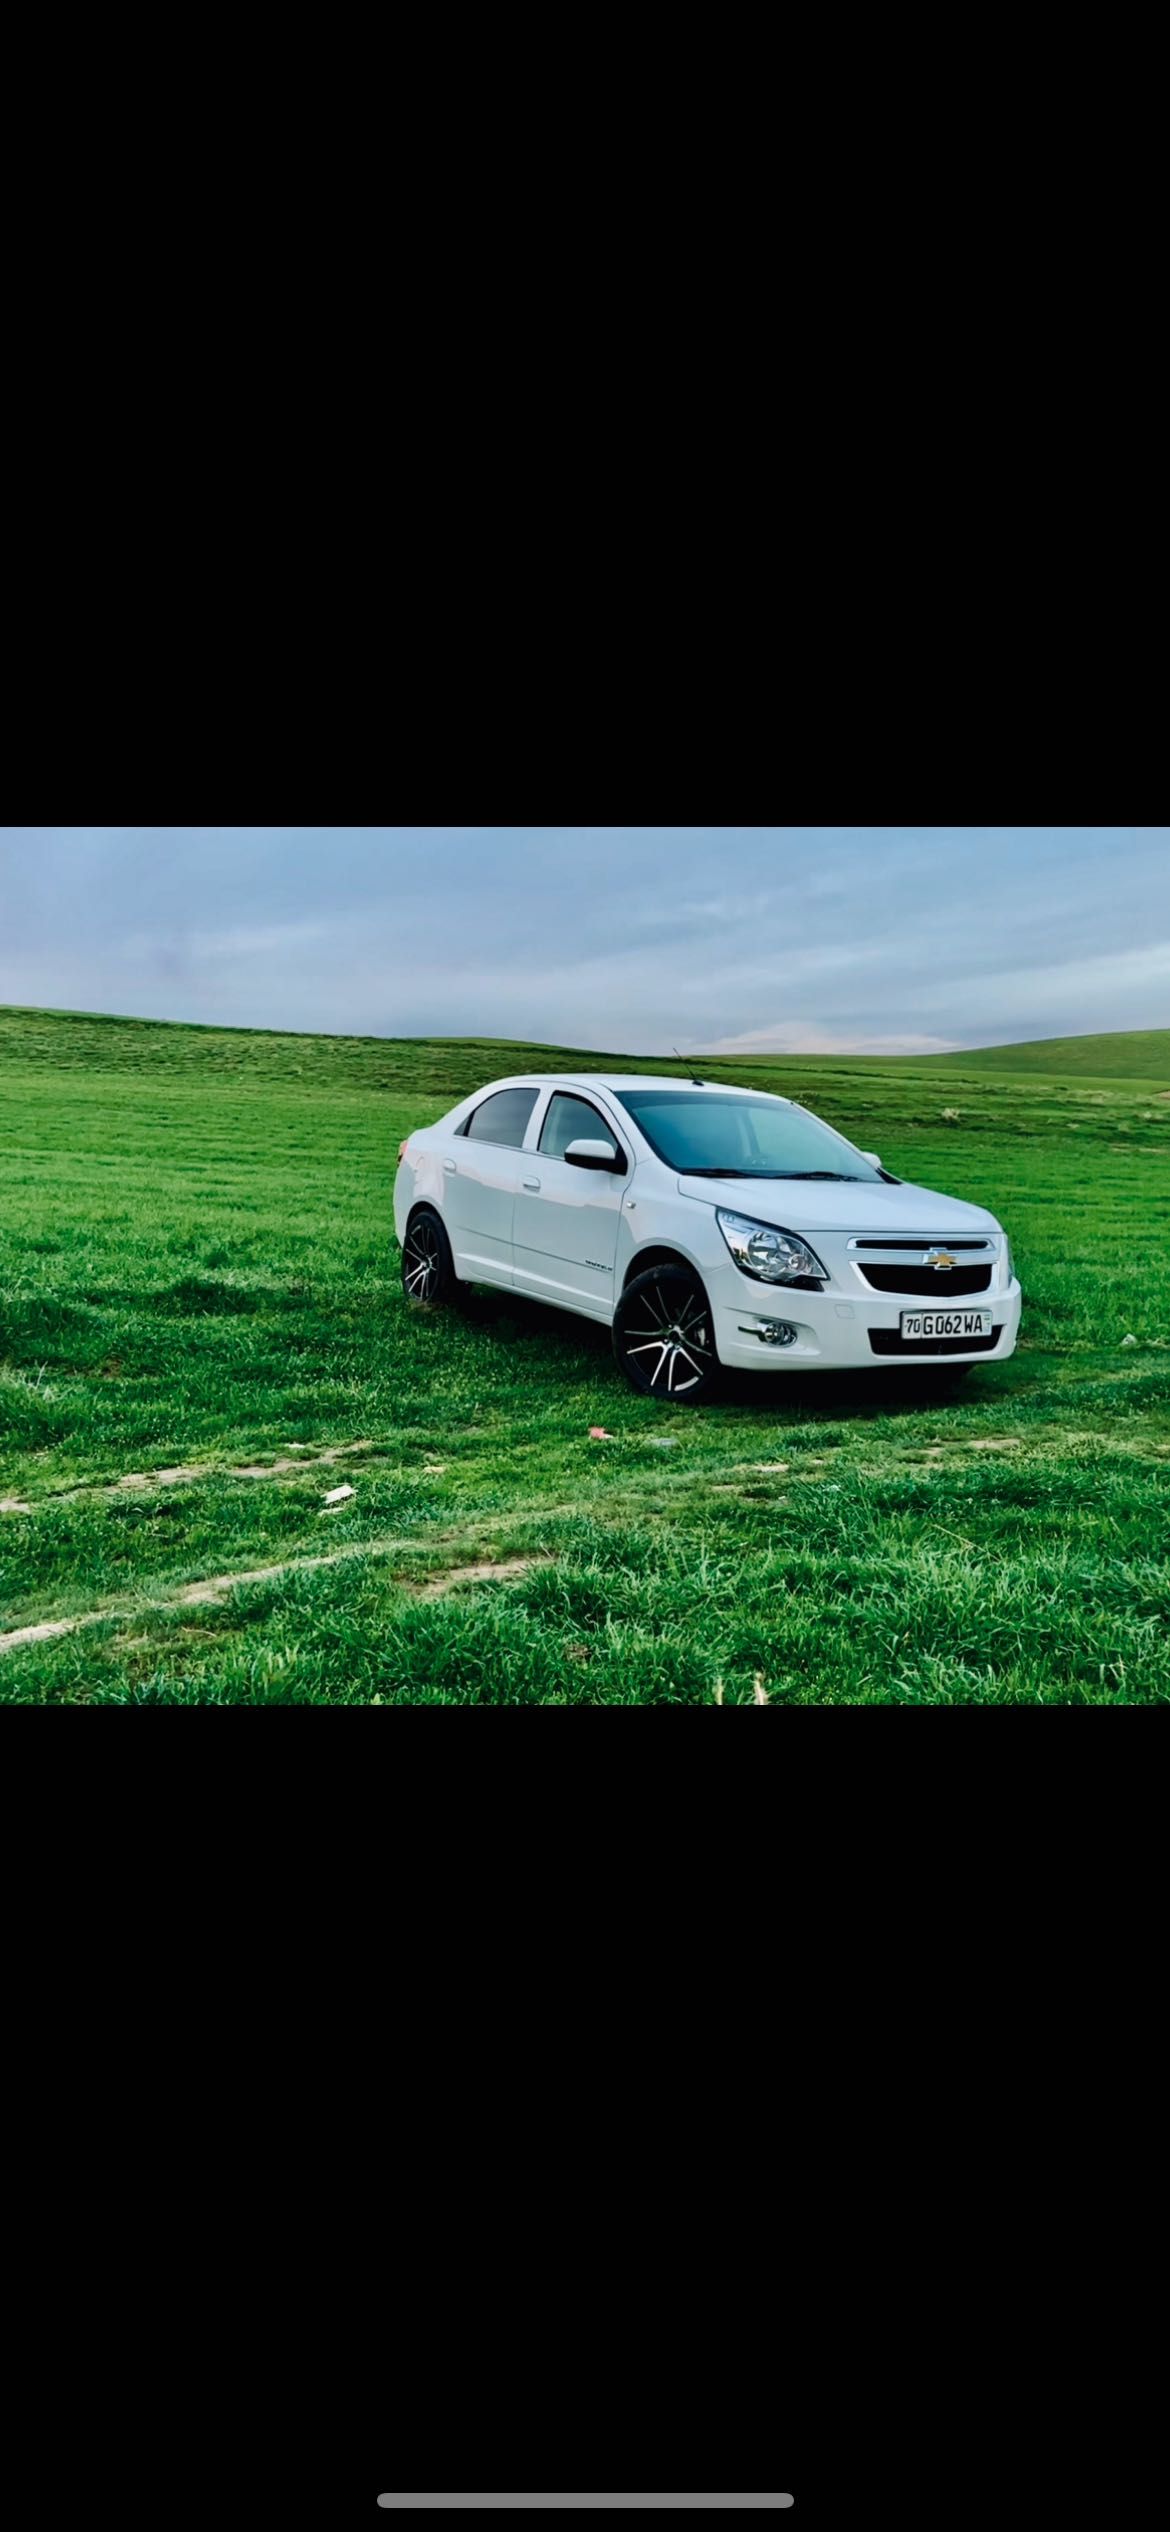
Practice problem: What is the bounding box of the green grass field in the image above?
[936,1027,1170,1078]
[2,1005,1168,1704]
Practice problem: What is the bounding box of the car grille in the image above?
[850,1239,990,1249]
[859,1264,993,1297]
[869,1328,1001,1356]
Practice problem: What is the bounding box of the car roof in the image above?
[475,1073,791,1100]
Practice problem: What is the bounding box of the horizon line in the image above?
[3,1000,1167,1063]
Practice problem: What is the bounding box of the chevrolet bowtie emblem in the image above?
[925,1249,958,1272]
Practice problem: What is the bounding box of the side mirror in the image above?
[861,1151,883,1171]
[564,1138,623,1173]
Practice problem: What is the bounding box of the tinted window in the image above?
[611,1088,881,1180]
[540,1093,620,1161]
[465,1088,539,1150]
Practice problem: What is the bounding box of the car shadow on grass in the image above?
[454,1285,1031,1423]
[715,1367,990,1423]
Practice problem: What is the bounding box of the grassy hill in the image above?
[2,1004,1168,1705]
[4,1005,1170,1149]
[935,1029,1170,1078]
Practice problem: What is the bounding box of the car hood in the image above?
[676,1174,1001,1235]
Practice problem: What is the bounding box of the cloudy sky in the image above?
[0,826,1164,1054]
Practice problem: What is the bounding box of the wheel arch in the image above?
[404,1195,445,1235]
[621,1244,709,1295]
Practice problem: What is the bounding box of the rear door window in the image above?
[463,1088,540,1150]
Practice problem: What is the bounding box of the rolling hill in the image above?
[4,1007,1168,1155]
[935,1030,1170,1078]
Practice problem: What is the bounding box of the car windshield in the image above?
[611,1088,883,1181]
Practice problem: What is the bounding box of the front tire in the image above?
[401,1206,462,1308]
[613,1264,721,1404]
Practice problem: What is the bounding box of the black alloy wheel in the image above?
[402,1207,460,1307]
[613,1264,721,1404]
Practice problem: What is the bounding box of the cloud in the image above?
[704,1023,964,1056]
[906,936,1170,1025]
[170,921,331,963]
[1,827,1167,1051]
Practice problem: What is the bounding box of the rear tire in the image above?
[402,1206,462,1308]
[613,1263,721,1404]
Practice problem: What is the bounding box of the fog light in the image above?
[759,1319,797,1347]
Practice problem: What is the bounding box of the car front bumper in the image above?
[707,1264,1023,1372]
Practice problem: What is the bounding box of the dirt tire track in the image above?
[0,1530,549,1659]
[73,1439,384,1502]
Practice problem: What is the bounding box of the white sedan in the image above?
[393,1073,1022,1404]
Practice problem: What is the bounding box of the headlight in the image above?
[1002,1236,1014,1285]
[717,1209,828,1286]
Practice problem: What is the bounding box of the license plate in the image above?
[900,1309,993,1341]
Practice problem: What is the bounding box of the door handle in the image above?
[522,1176,541,1192]
[443,1160,457,1174]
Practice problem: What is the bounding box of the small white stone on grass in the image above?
[323,1483,356,1505]
[1121,1334,1139,1348]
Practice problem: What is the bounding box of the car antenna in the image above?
[674,1045,706,1086]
